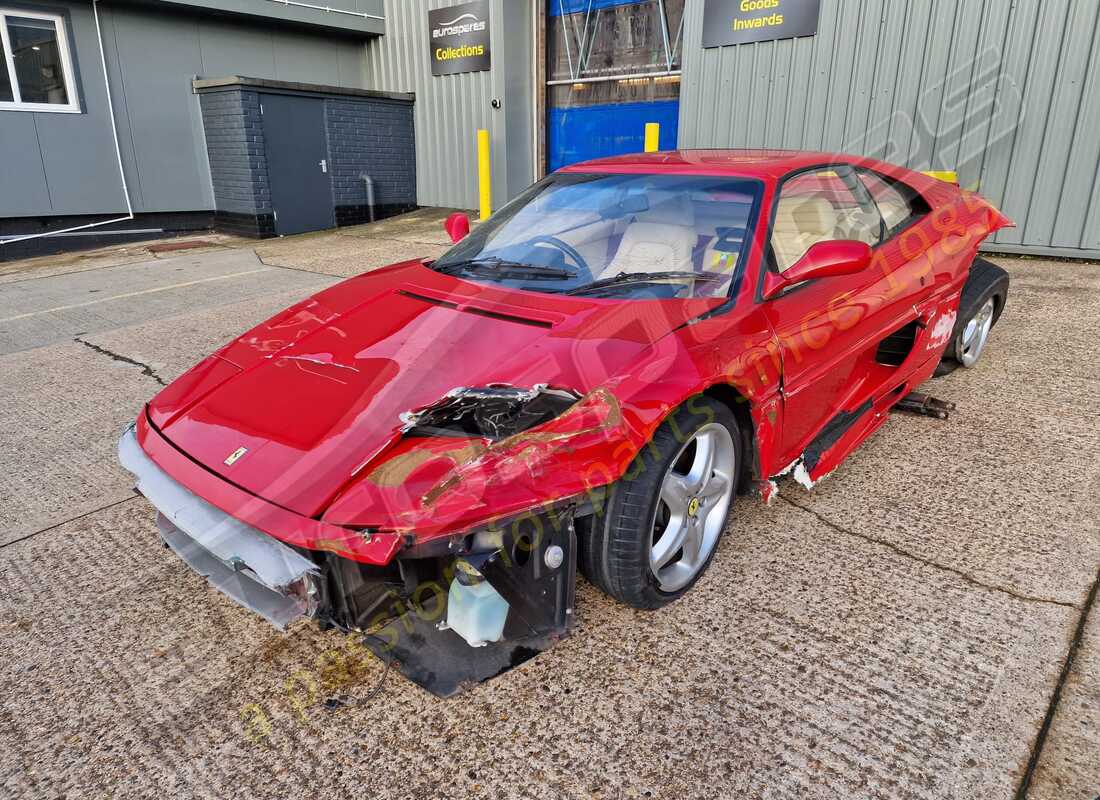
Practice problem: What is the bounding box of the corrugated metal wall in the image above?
[678,0,1100,259]
[365,0,492,209]
[364,0,533,210]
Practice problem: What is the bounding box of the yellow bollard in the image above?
[477,128,492,221]
[644,122,660,153]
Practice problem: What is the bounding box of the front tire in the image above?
[579,397,741,610]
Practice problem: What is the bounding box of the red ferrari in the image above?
[120,150,1011,695]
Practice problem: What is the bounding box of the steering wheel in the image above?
[527,235,593,281]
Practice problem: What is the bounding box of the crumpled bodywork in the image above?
[119,426,319,628]
[399,385,582,440]
[134,256,737,563]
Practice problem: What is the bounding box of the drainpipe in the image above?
[1,0,137,246]
[360,174,376,223]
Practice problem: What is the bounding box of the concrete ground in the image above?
[0,211,1097,799]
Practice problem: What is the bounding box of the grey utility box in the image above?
[194,76,416,238]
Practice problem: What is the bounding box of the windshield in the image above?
[432,173,763,300]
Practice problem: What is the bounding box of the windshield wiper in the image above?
[565,271,720,296]
[435,257,576,281]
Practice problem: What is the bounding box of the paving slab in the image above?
[0,234,249,284]
[255,230,448,277]
[0,249,325,355]
[253,208,472,277]
[0,284,333,547]
[338,206,470,245]
[0,340,152,545]
[1030,580,1100,800]
[776,257,1100,607]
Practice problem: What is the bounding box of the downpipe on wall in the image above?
[360,174,376,223]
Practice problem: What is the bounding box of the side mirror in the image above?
[444,212,471,243]
[761,240,872,300]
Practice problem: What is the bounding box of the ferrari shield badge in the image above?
[223,446,249,466]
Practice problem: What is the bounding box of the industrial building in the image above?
[1,0,1097,259]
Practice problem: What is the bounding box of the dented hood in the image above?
[146,261,721,518]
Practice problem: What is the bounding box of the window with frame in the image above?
[769,168,883,273]
[856,169,931,239]
[0,8,79,112]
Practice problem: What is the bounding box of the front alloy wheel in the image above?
[579,396,742,609]
[650,423,736,593]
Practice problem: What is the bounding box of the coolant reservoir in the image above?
[442,561,509,647]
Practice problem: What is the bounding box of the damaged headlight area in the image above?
[122,375,601,697]
[400,384,581,441]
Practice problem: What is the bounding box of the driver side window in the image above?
[770,169,883,273]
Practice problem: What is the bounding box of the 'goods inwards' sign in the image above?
[429,0,491,76]
[702,0,821,48]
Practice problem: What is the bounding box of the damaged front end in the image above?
[119,428,320,629]
[121,382,599,697]
[314,501,580,696]
[317,383,587,695]
[400,384,581,441]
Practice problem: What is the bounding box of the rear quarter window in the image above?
[857,170,931,239]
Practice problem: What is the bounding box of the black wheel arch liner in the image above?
[955,256,1010,336]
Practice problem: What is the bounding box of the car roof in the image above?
[558,149,869,181]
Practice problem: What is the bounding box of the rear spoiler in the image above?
[922,170,959,185]
[921,170,1014,232]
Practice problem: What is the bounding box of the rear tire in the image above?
[940,257,1010,372]
[579,397,741,610]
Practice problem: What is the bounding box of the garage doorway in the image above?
[260,93,334,235]
[547,0,684,171]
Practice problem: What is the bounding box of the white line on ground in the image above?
[0,268,273,323]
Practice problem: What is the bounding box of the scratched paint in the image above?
[928,309,958,350]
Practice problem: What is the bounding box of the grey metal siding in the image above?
[364,0,490,209]
[0,1,371,218]
[498,0,533,201]
[0,2,128,217]
[129,0,385,37]
[678,0,1100,259]
[364,0,533,210]
[107,8,209,214]
[1,114,53,214]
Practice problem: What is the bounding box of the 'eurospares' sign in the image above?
[702,0,821,47]
[429,0,491,76]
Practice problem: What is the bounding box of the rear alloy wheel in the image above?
[939,257,1009,373]
[954,296,995,367]
[579,397,741,609]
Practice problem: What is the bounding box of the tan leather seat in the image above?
[770,196,839,272]
[835,206,882,245]
[875,198,910,232]
[607,194,698,276]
